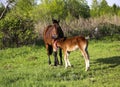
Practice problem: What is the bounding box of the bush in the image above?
[0,14,37,49]
[98,23,120,36]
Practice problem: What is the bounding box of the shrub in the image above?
[0,14,37,49]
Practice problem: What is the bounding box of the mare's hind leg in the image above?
[46,44,52,65]
[59,48,63,65]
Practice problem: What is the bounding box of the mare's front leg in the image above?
[59,48,63,65]
[53,45,59,66]
[53,51,59,66]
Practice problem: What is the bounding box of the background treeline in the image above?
[0,0,120,49]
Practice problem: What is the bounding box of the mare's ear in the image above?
[58,19,60,23]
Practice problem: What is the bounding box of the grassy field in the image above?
[0,38,120,87]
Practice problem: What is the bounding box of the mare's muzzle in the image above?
[52,35,58,39]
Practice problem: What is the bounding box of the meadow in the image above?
[0,37,120,87]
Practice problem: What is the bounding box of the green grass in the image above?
[0,39,120,87]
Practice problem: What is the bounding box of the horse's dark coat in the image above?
[43,19,64,66]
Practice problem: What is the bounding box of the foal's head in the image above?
[53,37,67,51]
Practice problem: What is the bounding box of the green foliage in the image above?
[13,0,34,18]
[99,0,111,15]
[112,4,120,16]
[90,0,100,17]
[31,0,66,21]
[0,0,38,49]
[65,0,90,19]
[90,0,120,17]
[0,13,37,48]
[31,0,90,22]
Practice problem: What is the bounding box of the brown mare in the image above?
[53,36,90,71]
[43,19,64,66]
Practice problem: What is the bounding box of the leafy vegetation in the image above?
[0,14,37,48]
[0,0,120,49]
[90,0,120,17]
[0,0,120,48]
[0,37,120,87]
[0,0,37,48]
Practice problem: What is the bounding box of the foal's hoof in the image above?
[85,67,90,71]
[59,63,63,66]
[49,64,53,67]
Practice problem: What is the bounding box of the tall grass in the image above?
[35,15,120,38]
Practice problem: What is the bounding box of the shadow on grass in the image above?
[95,56,120,69]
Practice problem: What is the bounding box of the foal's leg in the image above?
[59,48,63,65]
[64,51,71,68]
[85,49,90,70]
[79,45,90,71]
[64,51,68,68]
[66,51,71,67]
[81,49,90,71]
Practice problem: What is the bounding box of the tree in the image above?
[90,0,100,17]
[0,3,4,15]
[0,0,37,48]
[0,0,15,19]
[32,0,90,22]
[65,0,90,19]
[13,0,34,18]
[99,0,111,15]
[112,4,120,15]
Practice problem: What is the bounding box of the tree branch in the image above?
[0,3,9,20]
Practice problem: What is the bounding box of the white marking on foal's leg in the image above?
[67,58,71,67]
[86,59,90,70]
[64,54,68,68]
[85,57,90,71]
[66,52,71,67]
[85,51,90,71]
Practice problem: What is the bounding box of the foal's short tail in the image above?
[85,36,90,40]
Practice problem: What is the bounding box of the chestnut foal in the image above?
[53,36,90,71]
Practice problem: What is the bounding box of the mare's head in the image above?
[51,19,61,39]
[52,18,60,25]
